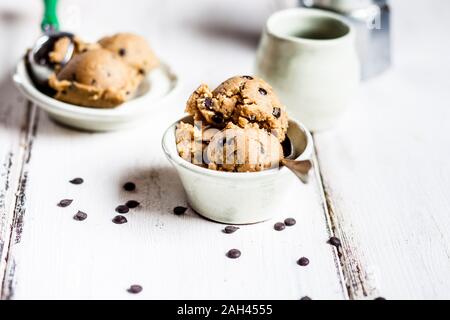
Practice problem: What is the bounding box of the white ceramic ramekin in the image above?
[162,116,314,224]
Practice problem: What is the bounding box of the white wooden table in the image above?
[0,0,449,300]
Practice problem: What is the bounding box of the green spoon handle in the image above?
[41,0,59,32]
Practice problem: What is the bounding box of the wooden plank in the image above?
[7,106,345,300]
[313,0,450,299]
[2,0,345,299]
[0,3,40,298]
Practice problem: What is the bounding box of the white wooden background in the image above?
[0,0,449,300]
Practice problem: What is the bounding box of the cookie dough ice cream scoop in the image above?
[49,49,141,108]
[186,75,289,141]
[206,123,283,172]
[98,33,159,75]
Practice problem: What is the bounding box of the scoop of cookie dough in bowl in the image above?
[13,57,179,131]
[162,115,314,224]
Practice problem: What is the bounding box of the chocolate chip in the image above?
[126,91,130,95]
[297,257,310,266]
[61,90,67,95]
[123,182,136,191]
[57,199,73,208]
[212,113,224,124]
[118,48,126,56]
[204,97,213,109]
[242,75,254,80]
[274,222,285,231]
[70,178,84,185]
[112,215,128,224]
[272,107,281,118]
[284,218,296,226]
[258,88,267,95]
[223,226,239,234]
[327,236,341,247]
[82,48,88,53]
[138,68,145,75]
[374,297,386,300]
[73,211,87,221]
[127,285,143,294]
[173,206,188,215]
[126,200,140,209]
[91,79,97,85]
[300,296,312,300]
[116,205,129,214]
[226,249,241,259]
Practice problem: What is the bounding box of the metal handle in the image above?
[41,0,59,32]
[281,159,313,184]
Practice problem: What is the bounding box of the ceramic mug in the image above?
[255,8,360,131]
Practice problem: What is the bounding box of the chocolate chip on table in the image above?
[226,249,241,259]
[327,236,342,247]
[272,107,281,118]
[258,87,267,95]
[57,199,73,208]
[297,257,310,266]
[126,200,140,209]
[118,48,126,56]
[69,178,84,185]
[173,206,188,215]
[73,211,87,221]
[223,226,239,234]
[204,97,213,109]
[112,215,128,224]
[300,296,312,300]
[127,285,143,294]
[123,182,136,191]
[212,113,224,124]
[242,75,254,80]
[116,205,129,214]
[374,297,386,300]
[284,218,296,226]
[274,222,286,231]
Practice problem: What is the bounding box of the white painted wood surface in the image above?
[0,0,449,300]
[313,0,450,299]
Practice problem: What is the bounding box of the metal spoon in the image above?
[26,0,75,91]
[281,135,313,184]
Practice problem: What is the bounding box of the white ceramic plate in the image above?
[13,59,179,131]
